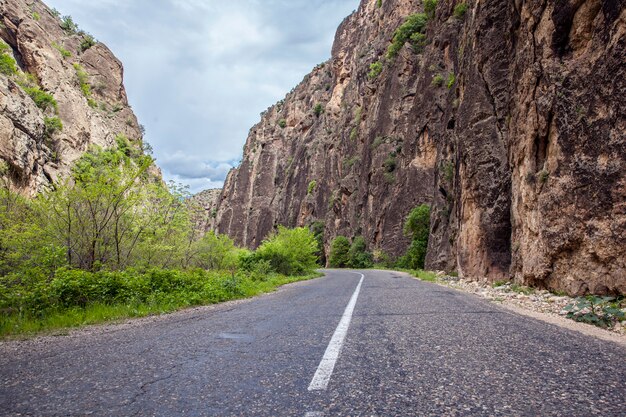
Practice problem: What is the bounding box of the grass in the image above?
[0,271,321,340]
[52,42,72,58]
[454,2,468,19]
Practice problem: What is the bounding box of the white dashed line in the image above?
[308,272,365,391]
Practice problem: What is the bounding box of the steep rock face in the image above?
[213,0,625,295]
[0,0,145,194]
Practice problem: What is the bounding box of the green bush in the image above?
[313,103,324,117]
[278,119,287,129]
[32,12,41,21]
[52,42,72,58]
[79,34,96,52]
[563,296,625,328]
[368,61,383,79]
[329,236,350,268]
[44,116,63,136]
[397,204,431,269]
[387,13,429,59]
[424,0,438,19]
[377,0,382,8]
[254,226,318,275]
[73,63,92,98]
[0,54,17,76]
[383,154,397,172]
[23,86,58,112]
[454,2,468,19]
[60,15,78,33]
[309,221,326,266]
[348,236,373,268]
[447,73,456,89]
[307,180,317,195]
[432,73,444,87]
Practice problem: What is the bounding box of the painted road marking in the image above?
[304,412,324,417]
[308,272,365,391]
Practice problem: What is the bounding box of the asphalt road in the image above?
[1,269,625,416]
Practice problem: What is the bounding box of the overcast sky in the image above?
[45,0,359,193]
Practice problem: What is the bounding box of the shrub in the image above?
[313,103,324,117]
[447,72,456,89]
[432,73,444,87]
[23,86,58,112]
[329,236,350,268]
[368,61,383,79]
[73,63,92,98]
[79,34,96,52]
[309,221,326,266]
[563,296,625,328]
[377,0,382,8]
[0,54,17,76]
[383,155,397,172]
[348,236,373,268]
[254,226,318,275]
[350,127,358,141]
[387,13,429,59]
[397,204,431,269]
[44,116,63,136]
[278,119,287,129]
[32,12,41,21]
[60,15,78,34]
[454,2,468,19]
[424,0,438,19]
[307,180,317,195]
[52,42,72,58]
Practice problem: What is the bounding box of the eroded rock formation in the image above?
[0,0,146,194]
[212,0,625,295]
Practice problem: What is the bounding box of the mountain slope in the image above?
[212,0,625,296]
[0,0,147,194]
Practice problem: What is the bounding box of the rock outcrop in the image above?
[212,0,625,295]
[0,0,146,194]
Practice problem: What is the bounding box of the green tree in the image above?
[329,236,350,268]
[348,236,373,268]
[254,226,318,275]
[397,204,431,269]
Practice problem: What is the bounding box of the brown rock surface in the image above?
[212,0,625,295]
[0,0,146,194]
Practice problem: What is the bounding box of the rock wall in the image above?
[0,0,146,194]
[213,0,625,295]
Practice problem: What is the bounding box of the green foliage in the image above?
[348,236,373,268]
[383,154,397,173]
[73,63,92,98]
[52,42,72,58]
[329,236,350,268]
[313,103,324,117]
[368,61,383,79]
[432,73,444,87]
[60,15,78,33]
[44,116,63,136]
[447,72,456,89]
[350,127,358,141]
[32,12,41,21]
[278,119,287,129]
[309,221,326,266]
[0,41,9,55]
[441,161,454,182]
[563,296,625,328]
[387,13,429,59]
[538,169,549,183]
[344,156,360,169]
[397,204,430,269]
[371,136,385,149]
[252,226,318,275]
[377,0,382,8]
[307,180,317,195]
[424,0,438,19]
[50,8,61,17]
[0,54,17,76]
[79,34,96,52]
[453,2,468,19]
[23,86,58,112]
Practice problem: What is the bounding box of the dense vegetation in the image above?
[0,143,320,338]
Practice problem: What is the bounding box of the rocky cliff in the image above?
[0,0,146,194]
[213,0,625,296]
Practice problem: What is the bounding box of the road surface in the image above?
[1,269,625,416]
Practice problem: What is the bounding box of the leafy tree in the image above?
[329,236,350,268]
[387,13,429,59]
[397,204,431,269]
[254,226,318,275]
[348,236,373,268]
[309,221,326,266]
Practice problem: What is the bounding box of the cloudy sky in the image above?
[45,0,360,193]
